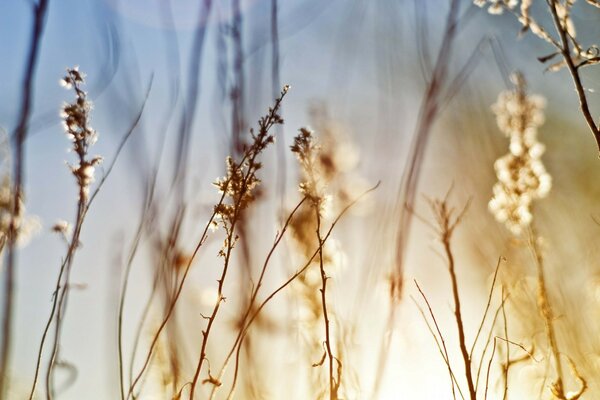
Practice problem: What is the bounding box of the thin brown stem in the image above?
[423,195,475,400]
[442,231,476,400]
[527,226,564,397]
[547,0,600,152]
[315,209,338,400]
[187,90,287,399]
[207,198,306,400]
[223,182,379,399]
[501,287,509,400]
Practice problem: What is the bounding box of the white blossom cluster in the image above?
[488,74,552,235]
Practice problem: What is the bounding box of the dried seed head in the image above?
[61,67,102,202]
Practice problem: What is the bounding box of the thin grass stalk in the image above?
[439,209,476,400]
[546,0,600,152]
[501,286,509,400]
[187,89,287,399]
[126,105,280,398]
[188,156,267,398]
[527,225,564,397]
[0,1,49,396]
[126,104,282,395]
[126,201,221,399]
[315,209,338,400]
[27,77,150,400]
[207,197,307,399]
[223,183,379,399]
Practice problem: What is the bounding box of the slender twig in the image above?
[501,287,509,400]
[187,89,287,400]
[27,77,151,400]
[546,0,600,152]
[315,209,338,400]
[128,88,288,400]
[223,182,380,400]
[207,198,307,400]
[527,225,565,398]
[427,195,476,400]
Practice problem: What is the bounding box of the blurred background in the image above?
[2,0,600,398]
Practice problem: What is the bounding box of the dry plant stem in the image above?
[207,198,307,400]
[223,183,380,400]
[129,206,186,400]
[27,79,150,400]
[126,202,222,400]
[547,0,600,152]
[527,226,564,396]
[441,222,476,400]
[188,147,270,399]
[187,89,288,399]
[427,195,476,400]
[0,0,49,396]
[129,89,287,399]
[315,210,337,400]
[188,222,237,400]
[501,286,509,400]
